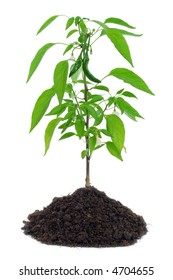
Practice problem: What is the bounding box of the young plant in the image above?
[27,15,154,189]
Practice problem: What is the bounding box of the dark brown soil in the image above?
[22,187,147,247]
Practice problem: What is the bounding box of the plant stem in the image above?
[83,73,91,189]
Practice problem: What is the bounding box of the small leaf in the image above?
[63,109,76,120]
[94,113,103,126]
[75,16,81,26]
[122,91,137,98]
[106,141,123,161]
[88,95,104,103]
[59,119,73,133]
[100,129,111,136]
[94,143,105,151]
[63,43,74,55]
[85,105,98,119]
[44,118,61,154]
[66,29,78,38]
[116,97,143,121]
[89,135,96,155]
[54,60,69,103]
[27,43,56,82]
[105,17,135,29]
[107,96,115,107]
[79,19,87,32]
[93,85,110,92]
[116,88,124,95]
[46,103,67,116]
[59,132,75,140]
[30,88,55,132]
[65,17,74,30]
[65,83,73,94]
[105,114,125,152]
[81,150,87,159]
[37,15,58,35]
[78,33,87,43]
[75,117,85,138]
[109,68,154,95]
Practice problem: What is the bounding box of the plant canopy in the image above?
[26,15,154,189]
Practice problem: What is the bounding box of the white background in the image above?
[0,0,173,279]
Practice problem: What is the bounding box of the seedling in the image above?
[27,15,154,189]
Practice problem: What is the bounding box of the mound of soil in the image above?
[22,187,147,247]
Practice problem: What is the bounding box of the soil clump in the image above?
[22,187,147,247]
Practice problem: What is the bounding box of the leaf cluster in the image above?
[27,15,154,160]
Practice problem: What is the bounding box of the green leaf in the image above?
[114,28,142,37]
[63,43,74,55]
[65,17,74,30]
[37,15,58,35]
[65,83,74,98]
[66,29,78,38]
[59,132,75,140]
[27,43,56,82]
[100,129,111,137]
[44,118,61,154]
[94,143,105,151]
[122,91,137,98]
[63,109,76,120]
[65,83,73,94]
[106,141,123,161]
[101,28,142,37]
[54,60,69,103]
[75,16,81,26]
[109,68,154,95]
[85,105,98,119]
[61,119,74,133]
[46,103,67,116]
[93,21,133,66]
[81,150,87,159]
[106,28,133,66]
[105,114,125,152]
[116,88,124,95]
[105,17,135,29]
[93,85,110,92]
[30,88,55,132]
[89,135,96,155]
[94,113,103,126]
[78,34,87,43]
[116,97,143,121]
[79,19,87,32]
[88,95,104,103]
[75,117,85,138]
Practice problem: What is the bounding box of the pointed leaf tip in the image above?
[37,15,59,35]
